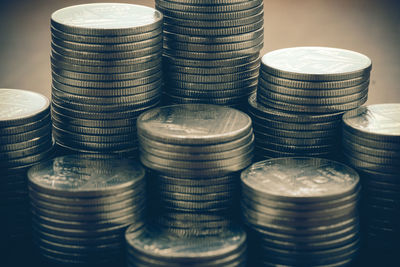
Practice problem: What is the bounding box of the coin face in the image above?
[137,104,252,144]
[28,155,145,195]
[0,89,49,125]
[51,4,163,33]
[241,157,359,201]
[343,104,400,138]
[126,224,246,259]
[261,47,372,81]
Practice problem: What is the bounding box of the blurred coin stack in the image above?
[125,223,247,267]
[0,89,53,252]
[251,47,371,159]
[342,104,400,262]
[50,3,163,157]
[241,158,361,266]
[137,104,254,235]
[28,155,146,266]
[155,0,264,108]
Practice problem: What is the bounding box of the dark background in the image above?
[0,0,399,104]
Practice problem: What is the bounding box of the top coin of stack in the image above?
[156,0,264,108]
[251,47,372,160]
[0,89,53,251]
[342,104,400,260]
[50,3,163,157]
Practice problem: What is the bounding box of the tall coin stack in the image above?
[50,3,163,157]
[155,0,264,108]
[28,155,146,266]
[241,158,361,266]
[342,104,400,264]
[137,104,254,235]
[0,89,53,257]
[252,47,371,159]
[125,223,247,266]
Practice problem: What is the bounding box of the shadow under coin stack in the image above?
[156,0,264,108]
[241,158,361,266]
[0,89,53,254]
[252,47,371,160]
[342,104,400,265]
[125,224,247,266]
[50,3,163,157]
[137,104,254,236]
[28,155,146,266]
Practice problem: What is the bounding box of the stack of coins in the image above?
[241,157,361,266]
[137,104,254,235]
[50,3,163,157]
[155,0,264,108]
[342,104,400,261]
[125,223,247,266]
[0,89,53,252]
[28,155,146,266]
[252,46,372,159]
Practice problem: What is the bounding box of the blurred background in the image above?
[0,0,399,104]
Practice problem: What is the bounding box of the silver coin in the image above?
[51,4,163,36]
[0,114,50,135]
[156,1,263,19]
[155,174,238,188]
[343,148,400,165]
[259,77,370,97]
[167,86,257,99]
[342,138,400,158]
[28,155,145,197]
[156,0,262,13]
[52,70,162,89]
[140,139,253,161]
[166,76,258,90]
[258,87,368,105]
[52,41,162,60]
[169,67,259,83]
[163,93,251,107]
[1,146,54,169]
[163,10,263,28]
[260,47,372,81]
[254,146,335,159]
[342,129,400,150]
[137,104,252,145]
[126,223,246,261]
[0,89,50,127]
[343,104,400,142]
[158,183,236,195]
[51,25,162,44]
[0,123,51,144]
[164,42,263,60]
[52,33,162,52]
[0,139,53,161]
[343,152,398,174]
[260,71,370,89]
[52,63,161,81]
[138,129,253,153]
[257,92,367,113]
[254,130,337,146]
[241,158,359,203]
[53,127,135,144]
[51,54,162,74]
[165,57,260,75]
[162,20,263,37]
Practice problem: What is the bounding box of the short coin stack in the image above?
[252,46,372,159]
[28,155,146,266]
[50,3,163,157]
[125,223,247,266]
[241,157,361,266]
[0,89,53,251]
[155,0,264,108]
[137,104,254,235]
[342,104,400,260]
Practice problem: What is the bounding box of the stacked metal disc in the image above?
[252,46,372,159]
[342,104,400,259]
[28,155,146,266]
[50,3,163,157]
[241,157,361,266]
[125,223,247,266]
[0,89,53,251]
[137,104,254,235]
[155,0,264,108]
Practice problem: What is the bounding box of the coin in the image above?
[51,4,163,36]
[261,47,372,81]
